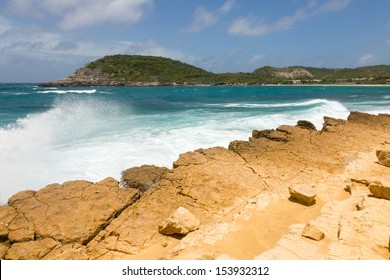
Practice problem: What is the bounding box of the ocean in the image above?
[0,84,389,203]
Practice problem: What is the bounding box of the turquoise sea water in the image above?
[1,84,390,203]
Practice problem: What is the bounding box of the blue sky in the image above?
[0,0,389,82]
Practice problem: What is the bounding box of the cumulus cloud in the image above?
[0,15,13,35]
[0,22,190,62]
[229,0,351,36]
[5,0,153,30]
[357,53,377,66]
[183,0,235,33]
[0,15,197,81]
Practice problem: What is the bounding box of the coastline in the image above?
[1,111,390,260]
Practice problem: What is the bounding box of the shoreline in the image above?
[1,111,390,260]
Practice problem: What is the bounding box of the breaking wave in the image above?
[38,89,97,94]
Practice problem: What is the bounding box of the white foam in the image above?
[38,89,97,94]
[0,97,350,204]
[213,99,335,109]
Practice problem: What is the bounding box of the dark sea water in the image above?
[1,84,389,203]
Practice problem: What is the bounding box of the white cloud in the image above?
[219,0,236,15]
[5,0,153,30]
[0,15,13,35]
[0,16,198,80]
[229,0,351,37]
[183,0,235,33]
[249,54,266,65]
[0,23,190,63]
[357,53,377,66]
[184,7,218,33]
[313,0,351,14]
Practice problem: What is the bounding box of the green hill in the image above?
[40,55,390,86]
[86,55,215,85]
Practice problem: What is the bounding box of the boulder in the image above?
[376,149,390,167]
[288,185,317,205]
[369,181,390,201]
[8,190,36,206]
[301,223,325,241]
[296,120,317,131]
[158,206,200,235]
[321,117,346,132]
[121,165,169,192]
[252,129,289,142]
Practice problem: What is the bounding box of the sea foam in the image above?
[0,96,350,204]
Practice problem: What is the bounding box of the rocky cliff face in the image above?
[1,112,390,260]
[39,65,133,87]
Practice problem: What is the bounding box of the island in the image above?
[39,55,390,87]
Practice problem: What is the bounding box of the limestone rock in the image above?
[252,129,289,142]
[43,244,89,260]
[121,165,169,192]
[376,149,390,167]
[288,185,317,205]
[4,178,140,247]
[297,120,317,131]
[8,190,36,205]
[0,242,9,259]
[159,207,200,235]
[5,238,59,260]
[369,181,390,201]
[0,205,17,240]
[301,223,325,241]
[321,117,346,132]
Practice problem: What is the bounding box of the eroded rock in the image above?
[369,181,390,201]
[301,223,325,241]
[121,165,169,192]
[2,178,140,250]
[252,129,289,142]
[159,206,200,235]
[5,238,59,260]
[289,185,317,205]
[297,120,317,131]
[376,149,390,167]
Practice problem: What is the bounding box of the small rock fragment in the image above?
[158,206,200,236]
[376,149,390,167]
[296,120,317,131]
[302,223,325,241]
[369,181,390,201]
[288,185,317,205]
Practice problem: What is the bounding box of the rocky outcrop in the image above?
[158,207,200,236]
[121,165,169,192]
[1,112,390,260]
[369,181,390,200]
[296,120,317,131]
[1,178,140,259]
[275,68,314,79]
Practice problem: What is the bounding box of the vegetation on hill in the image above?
[86,55,215,84]
[42,55,390,86]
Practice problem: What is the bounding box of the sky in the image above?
[0,0,389,82]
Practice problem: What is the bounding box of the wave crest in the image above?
[38,89,97,94]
